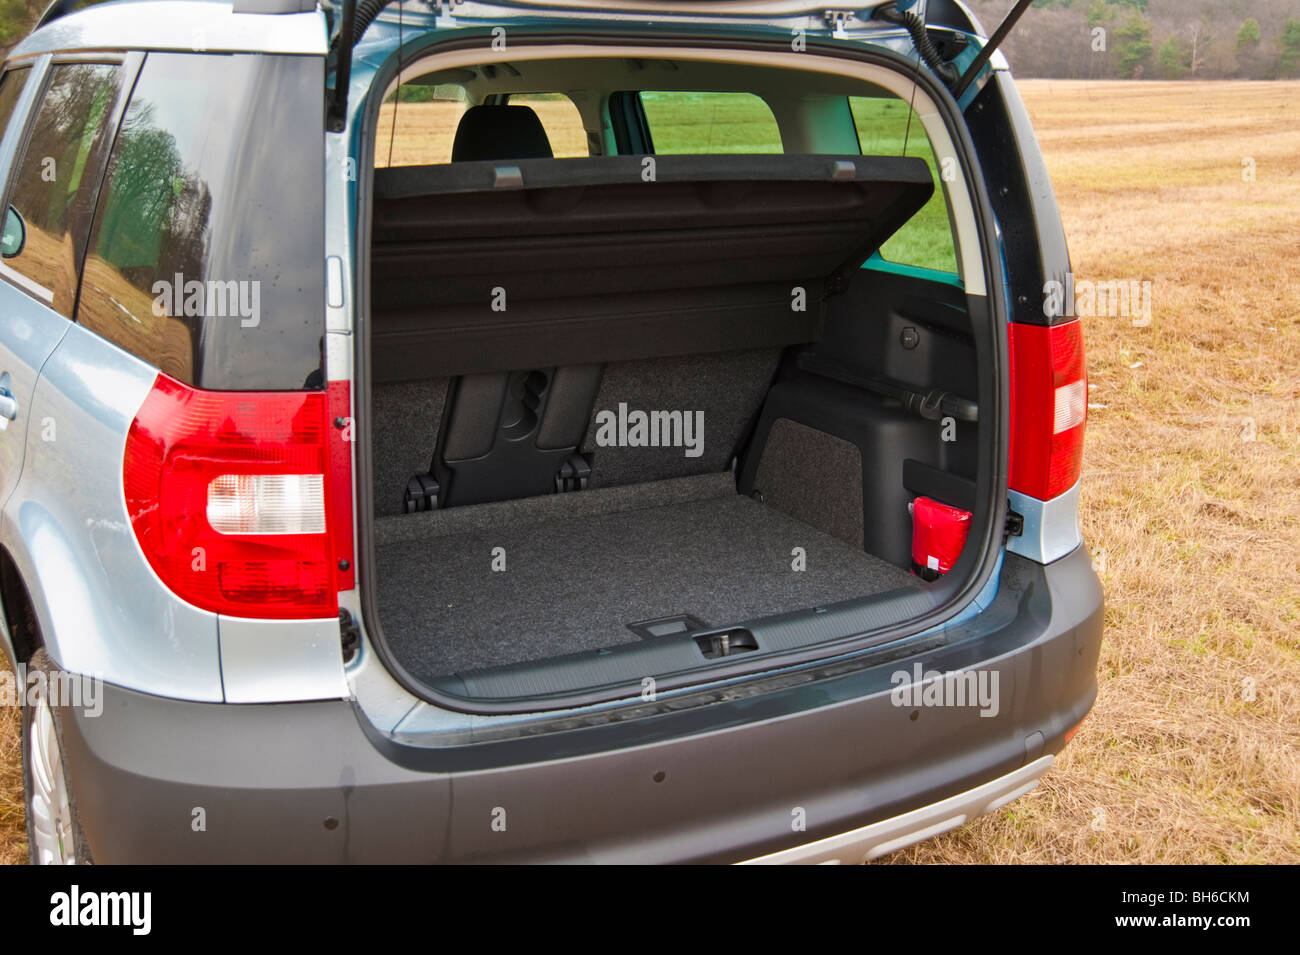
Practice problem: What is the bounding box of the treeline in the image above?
[968,0,1300,78]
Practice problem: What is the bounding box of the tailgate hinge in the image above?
[1005,506,1025,539]
[822,10,857,36]
[339,609,361,664]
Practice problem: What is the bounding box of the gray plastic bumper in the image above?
[59,547,1102,863]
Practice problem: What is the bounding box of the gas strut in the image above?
[874,0,1037,98]
[951,0,1036,98]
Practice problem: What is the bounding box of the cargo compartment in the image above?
[362,153,990,702]
[375,472,913,681]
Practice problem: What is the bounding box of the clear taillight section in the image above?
[124,373,344,619]
[207,475,326,536]
[1008,319,1088,501]
[1053,379,1088,435]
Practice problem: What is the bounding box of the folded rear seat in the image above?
[578,350,780,488]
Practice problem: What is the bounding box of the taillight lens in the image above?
[206,474,326,535]
[1008,320,1087,500]
[124,373,341,619]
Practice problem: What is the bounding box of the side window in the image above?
[638,91,782,154]
[0,68,32,143]
[849,95,958,274]
[78,53,325,390]
[0,63,123,315]
[375,83,469,168]
[504,93,588,158]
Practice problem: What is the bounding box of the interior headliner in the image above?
[409,56,898,100]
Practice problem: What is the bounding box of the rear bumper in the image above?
[60,546,1102,863]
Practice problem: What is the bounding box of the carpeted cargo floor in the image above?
[374,473,913,679]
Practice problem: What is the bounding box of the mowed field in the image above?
[2,80,1298,864]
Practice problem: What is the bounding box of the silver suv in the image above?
[1,0,1101,864]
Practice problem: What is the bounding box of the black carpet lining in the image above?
[374,474,912,678]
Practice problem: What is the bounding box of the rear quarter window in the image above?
[77,53,325,390]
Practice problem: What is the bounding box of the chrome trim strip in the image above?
[0,261,55,306]
[739,755,1054,864]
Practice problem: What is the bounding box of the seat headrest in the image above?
[451,105,555,162]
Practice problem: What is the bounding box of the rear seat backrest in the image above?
[580,350,780,488]
[451,104,555,161]
[369,351,781,516]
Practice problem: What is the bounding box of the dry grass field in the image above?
[0,699,20,863]
[376,94,590,165]
[2,80,1297,865]
[887,80,1300,864]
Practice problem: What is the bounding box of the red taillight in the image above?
[124,373,351,619]
[1008,320,1087,500]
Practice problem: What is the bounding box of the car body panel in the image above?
[9,1,328,60]
[0,55,57,560]
[436,1,924,17]
[10,323,224,700]
[0,18,335,700]
[220,615,350,703]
